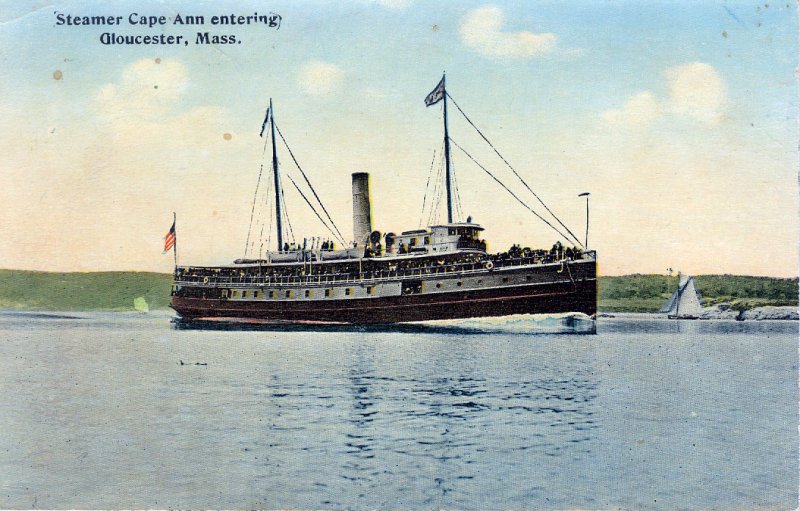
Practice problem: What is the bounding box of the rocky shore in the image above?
[700,303,798,321]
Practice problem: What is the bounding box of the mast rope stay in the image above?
[450,154,465,221]
[275,123,347,245]
[428,144,446,226]
[450,137,576,245]
[446,92,584,248]
[257,166,274,259]
[285,174,346,245]
[279,185,295,245]
[418,148,438,228]
[243,126,273,258]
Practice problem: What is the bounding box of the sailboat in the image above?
[660,274,704,319]
[169,76,598,325]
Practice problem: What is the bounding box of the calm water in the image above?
[0,312,796,510]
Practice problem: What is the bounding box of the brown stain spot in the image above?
[211,210,218,217]
[722,30,728,38]
[155,58,161,64]
[636,439,645,445]
[431,24,439,32]
[154,85,159,89]
[53,70,63,80]
[223,133,232,141]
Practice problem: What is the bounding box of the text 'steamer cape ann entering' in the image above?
[170,76,598,325]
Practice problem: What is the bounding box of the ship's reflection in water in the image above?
[320,336,600,508]
[181,314,603,508]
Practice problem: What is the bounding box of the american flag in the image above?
[163,220,176,253]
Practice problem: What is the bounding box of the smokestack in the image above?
[352,172,372,247]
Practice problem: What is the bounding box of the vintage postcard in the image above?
[0,1,797,509]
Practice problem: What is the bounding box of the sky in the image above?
[0,0,797,276]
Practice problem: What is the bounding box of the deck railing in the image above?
[174,254,592,288]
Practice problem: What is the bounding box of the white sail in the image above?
[660,276,703,318]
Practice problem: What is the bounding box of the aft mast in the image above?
[442,74,454,224]
[270,98,284,252]
[425,73,455,224]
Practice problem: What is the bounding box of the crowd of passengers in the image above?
[176,242,583,283]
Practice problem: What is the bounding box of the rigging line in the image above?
[433,151,446,224]
[451,155,464,221]
[447,92,584,248]
[266,177,274,252]
[244,162,266,258]
[275,123,347,245]
[418,148,438,228]
[429,140,446,226]
[244,131,273,258]
[258,168,274,259]
[450,138,575,245]
[428,151,445,227]
[251,178,266,256]
[280,184,295,244]
[285,174,345,245]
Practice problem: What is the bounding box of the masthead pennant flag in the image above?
[259,107,270,137]
[424,77,445,107]
[163,220,176,253]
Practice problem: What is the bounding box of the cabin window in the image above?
[424,236,431,245]
[436,283,441,288]
[457,281,463,287]
[526,275,532,281]
[254,291,262,299]
[502,277,509,283]
[285,290,293,298]
[367,286,374,295]
[345,288,352,296]
[305,290,311,298]
[477,279,482,284]
[269,290,276,298]
[409,238,417,246]
[325,289,332,297]
[233,290,240,297]
[242,290,248,298]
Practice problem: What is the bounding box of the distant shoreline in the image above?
[0,269,796,313]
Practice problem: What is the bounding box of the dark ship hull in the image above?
[170,257,596,325]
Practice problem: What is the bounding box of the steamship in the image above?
[170,76,597,325]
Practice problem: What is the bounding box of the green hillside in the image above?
[0,270,796,312]
[0,270,173,311]
[599,274,799,312]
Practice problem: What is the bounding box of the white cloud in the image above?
[602,91,660,126]
[94,58,232,150]
[602,62,727,127]
[96,58,188,121]
[665,62,727,125]
[460,5,556,59]
[297,60,344,96]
